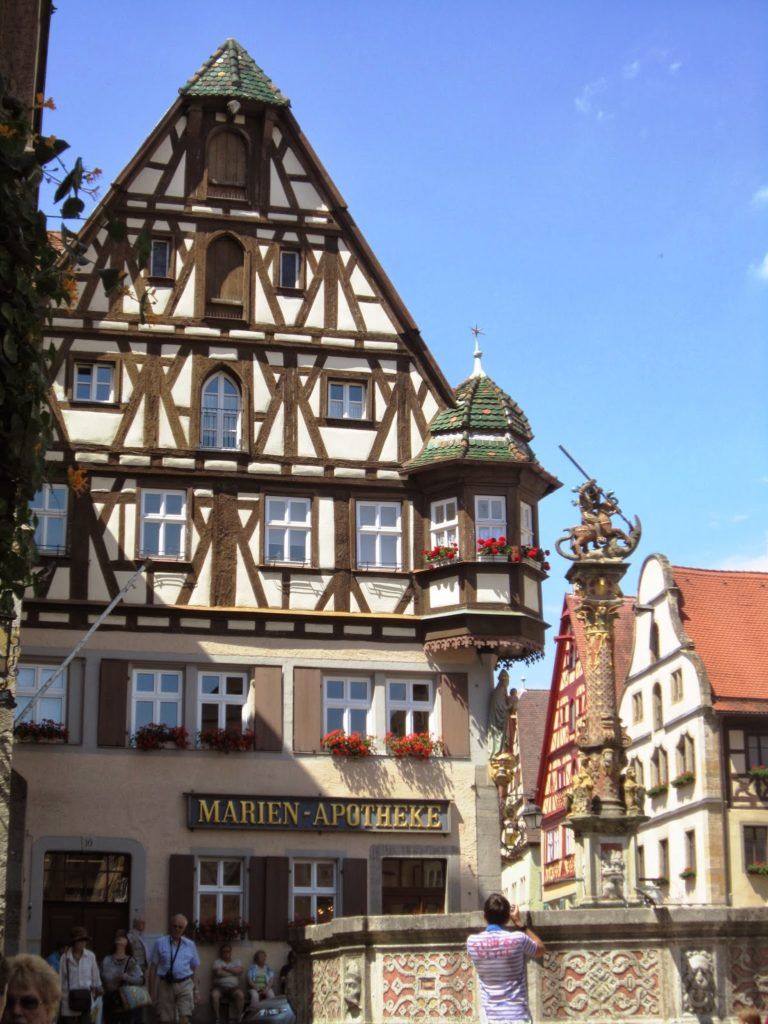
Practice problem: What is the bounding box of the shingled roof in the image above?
[405,373,538,470]
[671,565,768,712]
[180,38,289,106]
[516,690,550,799]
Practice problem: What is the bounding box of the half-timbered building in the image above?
[620,555,768,907]
[12,40,560,961]
[536,594,634,908]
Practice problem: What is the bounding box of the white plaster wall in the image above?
[174,267,196,318]
[263,408,285,456]
[169,358,193,406]
[428,576,460,609]
[290,575,331,610]
[291,181,324,210]
[361,302,397,334]
[476,573,511,604]
[357,577,409,613]
[151,572,188,607]
[252,360,274,412]
[277,295,303,325]
[269,162,289,207]
[317,498,335,568]
[336,287,357,332]
[321,427,376,461]
[64,411,122,445]
[637,556,667,604]
[261,573,283,608]
[304,282,325,329]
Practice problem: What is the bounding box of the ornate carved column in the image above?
[555,473,647,905]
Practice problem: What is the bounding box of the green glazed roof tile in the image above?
[406,372,537,470]
[181,39,290,106]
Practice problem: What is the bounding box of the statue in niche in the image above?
[622,765,645,815]
[682,950,716,1015]
[488,671,516,759]
[600,848,625,900]
[556,476,641,561]
[567,762,595,816]
[344,960,362,1020]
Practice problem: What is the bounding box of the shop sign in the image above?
[186,793,450,833]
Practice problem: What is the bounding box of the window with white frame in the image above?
[631,691,644,724]
[520,500,534,547]
[744,825,768,867]
[291,860,335,924]
[150,238,172,278]
[475,495,506,541]
[74,363,115,403]
[563,824,574,856]
[31,484,68,554]
[650,746,668,788]
[16,664,67,724]
[198,672,249,733]
[323,677,370,736]
[266,497,311,564]
[279,250,301,290]
[356,501,401,569]
[197,858,244,924]
[200,373,241,450]
[545,828,561,864]
[430,498,458,549]
[676,733,695,776]
[140,490,186,559]
[386,679,432,737]
[328,381,365,420]
[132,669,182,731]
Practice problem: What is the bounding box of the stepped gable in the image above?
[406,373,537,469]
[180,37,290,106]
[671,565,768,712]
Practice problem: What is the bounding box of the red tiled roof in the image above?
[671,565,768,707]
[565,592,636,702]
[516,690,549,798]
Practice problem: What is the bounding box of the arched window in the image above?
[207,130,247,200]
[649,619,660,662]
[200,373,242,450]
[205,236,245,319]
[676,733,695,776]
[652,683,663,731]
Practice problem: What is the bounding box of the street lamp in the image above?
[521,802,543,832]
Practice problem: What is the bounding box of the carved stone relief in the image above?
[540,949,662,1019]
[381,951,474,1020]
[728,943,768,1014]
[681,950,716,1015]
[312,956,342,1023]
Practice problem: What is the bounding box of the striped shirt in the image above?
[467,925,537,1021]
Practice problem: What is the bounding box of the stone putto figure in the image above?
[682,950,716,1014]
[567,762,595,816]
[600,848,625,900]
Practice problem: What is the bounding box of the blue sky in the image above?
[42,2,767,687]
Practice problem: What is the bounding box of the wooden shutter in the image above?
[292,668,322,753]
[208,130,247,198]
[168,855,195,935]
[248,856,289,941]
[439,672,469,757]
[252,666,283,752]
[206,237,244,314]
[342,859,368,918]
[65,657,84,745]
[97,659,129,747]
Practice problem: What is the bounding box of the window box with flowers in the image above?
[477,537,512,561]
[671,771,695,789]
[132,723,190,750]
[746,862,768,877]
[646,783,668,798]
[13,719,68,744]
[198,728,256,753]
[748,765,768,781]
[321,730,375,758]
[679,867,696,880]
[423,543,460,567]
[193,918,249,944]
[516,545,551,572]
[385,732,444,760]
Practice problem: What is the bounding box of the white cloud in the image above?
[752,185,768,205]
[749,253,768,281]
[575,77,608,117]
[623,60,641,79]
[717,552,768,572]
[730,513,750,524]
[668,61,683,74]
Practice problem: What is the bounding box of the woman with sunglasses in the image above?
[2,954,61,1024]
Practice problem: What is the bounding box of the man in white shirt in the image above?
[148,915,200,1024]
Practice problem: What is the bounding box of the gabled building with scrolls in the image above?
[12,40,560,961]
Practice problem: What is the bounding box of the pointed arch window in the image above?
[207,129,247,201]
[652,683,663,731]
[205,236,245,319]
[201,373,242,450]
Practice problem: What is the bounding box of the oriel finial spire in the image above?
[470,325,485,378]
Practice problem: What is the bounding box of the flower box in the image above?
[518,545,551,572]
[646,783,668,798]
[193,917,249,943]
[477,536,511,559]
[385,732,444,759]
[321,730,375,758]
[671,771,695,788]
[746,862,768,876]
[679,867,696,880]
[198,728,256,753]
[132,723,190,750]
[747,765,768,781]
[13,719,68,743]
[423,543,460,566]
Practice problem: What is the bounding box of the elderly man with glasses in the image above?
[148,915,200,1024]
